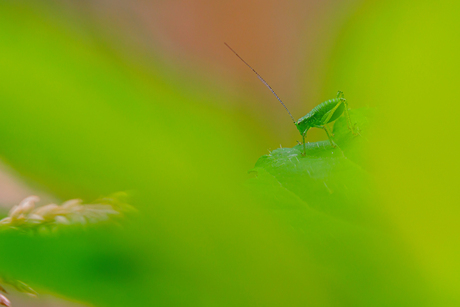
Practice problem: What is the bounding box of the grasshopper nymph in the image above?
[225,43,357,155]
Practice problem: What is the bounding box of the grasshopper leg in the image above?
[321,125,336,148]
[302,133,306,156]
[327,123,334,137]
[342,99,359,135]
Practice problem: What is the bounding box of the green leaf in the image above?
[248,108,379,225]
[246,108,434,305]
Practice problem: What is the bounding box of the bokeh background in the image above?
[1,0,459,306]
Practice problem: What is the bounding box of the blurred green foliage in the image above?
[0,0,459,306]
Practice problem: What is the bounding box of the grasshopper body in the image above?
[295,91,355,154]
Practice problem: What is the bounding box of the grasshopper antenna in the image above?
[224,43,296,124]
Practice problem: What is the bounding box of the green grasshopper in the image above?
[225,43,357,155]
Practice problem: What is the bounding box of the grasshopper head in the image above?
[295,119,310,136]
